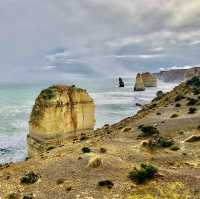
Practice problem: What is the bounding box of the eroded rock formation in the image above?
[28,85,95,156]
[184,67,200,81]
[134,73,145,91]
[141,72,157,87]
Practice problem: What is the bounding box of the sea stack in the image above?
[119,77,125,87]
[141,72,157,87]
[28,85,95,157]
[134,73,145,91]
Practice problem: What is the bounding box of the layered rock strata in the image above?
[141,72,157,87]
[134,73,145,91]
[28,85,95,157]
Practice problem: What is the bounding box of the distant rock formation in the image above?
[154,67,200,82]
[134,73,145,91]
[141,72,157,87]
[28,85,95,157]
[119,77,125,87]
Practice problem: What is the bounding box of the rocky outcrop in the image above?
[134,73,145,91]
[184,68,200,81]
[119,77,125,87]
[155,67,200,82]
[28,85,95,157]
[141,72,157,87]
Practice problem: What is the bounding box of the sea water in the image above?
[0,78,177,164]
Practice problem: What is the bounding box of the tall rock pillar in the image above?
[27,85,95,157]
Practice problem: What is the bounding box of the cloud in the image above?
[0,0,200,82]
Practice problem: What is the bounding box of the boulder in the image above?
[134,74,145,91]
[28,85,95,157]
[141,72,157,87]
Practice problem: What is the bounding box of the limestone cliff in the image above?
[134,73,145,91]
[28,85,95,156]
[155,67,200,82]
[184,67,200,80]
[141,72,157,87]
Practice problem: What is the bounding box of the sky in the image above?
[0,0,200,83]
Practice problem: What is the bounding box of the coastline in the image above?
[1,80,200,198]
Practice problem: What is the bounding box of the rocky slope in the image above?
[1,79,200,198]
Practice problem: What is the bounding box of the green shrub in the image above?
[187,98,198,106]
[175,94,184,102]
[170,114,178,118]
[187,77,200,94]
[82,147,91,153]
[175,103,181,107]
[144,135,174,149]
[98,180,114,189]
[188,107,197,114]
[187,76,200,87]
[140,126,159,137]
[170,145,180,151]
[128,164,158,184]
[20,171,40,184]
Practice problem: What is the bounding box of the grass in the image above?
[128,182,190,199]
[128,164,158,184]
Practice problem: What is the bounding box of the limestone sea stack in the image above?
[28,85,95,157]
[134,73,145,91]
[141,72,157,87]
[119,77,125,87]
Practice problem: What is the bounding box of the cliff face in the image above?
[141,72,157,87]
[184,67,200,80]
[134,73,145,91]
[28,85,95,156]
[155,67,200,82]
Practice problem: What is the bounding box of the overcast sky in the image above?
[0,0,200,82]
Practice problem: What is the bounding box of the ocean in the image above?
[0,78,177,164]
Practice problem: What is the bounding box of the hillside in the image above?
[1,78,200,198]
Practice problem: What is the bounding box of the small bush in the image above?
[170,114,178,118]
[152,90,164,102]
[140,126,159,137]
[187,98,198,106]
[170,145,180,151]
[82,147,91,153]
[56,178,65,185]
[100,148,107,153]
[144,135,174,149]
[98,180,114,189]
[20,171,40,185]
[188,107,197,114]
[187,77,200,95]
[175,94,184,102]
[128,164,158,184]
[175,103,181,107]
